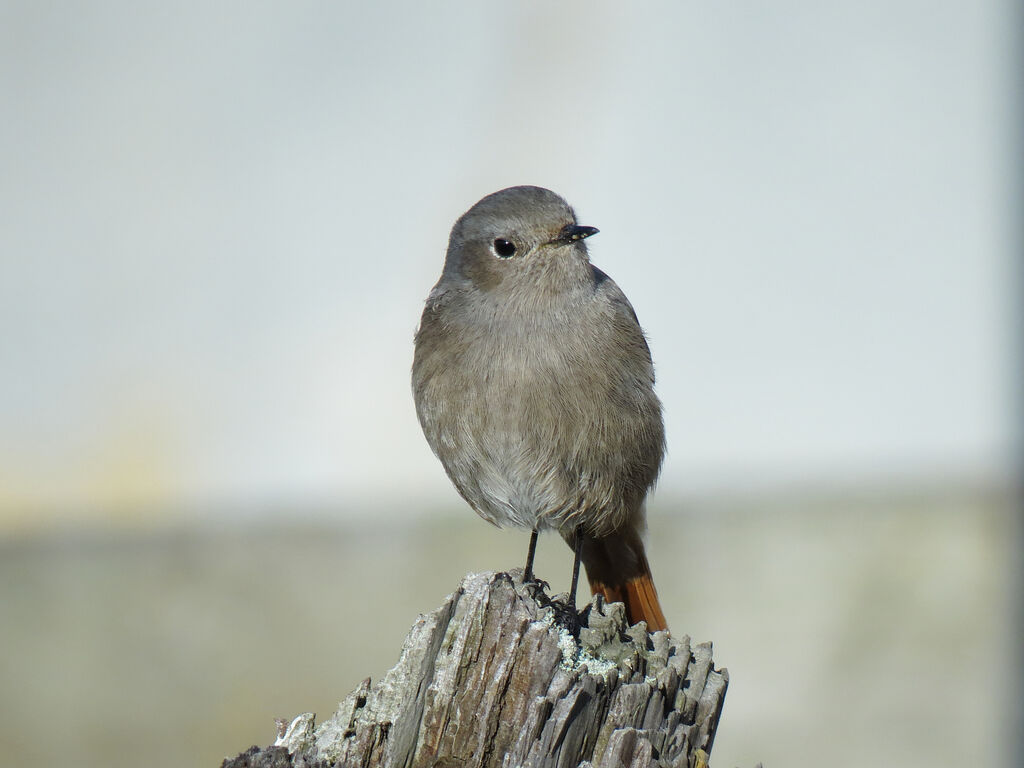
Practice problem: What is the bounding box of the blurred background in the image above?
[0,2,1019,767]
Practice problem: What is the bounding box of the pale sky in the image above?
[0,2,1016,525]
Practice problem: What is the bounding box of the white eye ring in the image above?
[491,238,516,259]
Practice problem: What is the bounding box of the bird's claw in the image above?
[550,596,583,639]
[523,575,550,593]
[518,575,581,637]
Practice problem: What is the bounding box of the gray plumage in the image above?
[412,186,665,545]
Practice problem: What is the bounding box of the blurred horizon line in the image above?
[0,468,1013,541]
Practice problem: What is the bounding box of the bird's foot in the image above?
[516,573,581,637]
[519,575,552,611]
[549,594,583,639]
[523,575,550,595]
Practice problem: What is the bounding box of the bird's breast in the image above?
[414,305,660,535]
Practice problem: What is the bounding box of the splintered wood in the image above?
[226,571,728,768]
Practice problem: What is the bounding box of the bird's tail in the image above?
[576,527,668,632]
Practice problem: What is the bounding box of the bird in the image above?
[412,185,668,631]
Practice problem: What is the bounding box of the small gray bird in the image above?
[412,186,667,631]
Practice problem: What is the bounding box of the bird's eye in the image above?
[492,238,516,259]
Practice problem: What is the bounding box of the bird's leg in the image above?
[524,528,539,583]
[546,528,585,638]
[567,527,583,612]
[521,528,551,604]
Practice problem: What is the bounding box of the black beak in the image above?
[554,224,599,245]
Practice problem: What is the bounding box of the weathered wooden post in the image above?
[223,571,728,768]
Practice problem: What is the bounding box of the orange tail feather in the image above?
[577,529,668,632]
